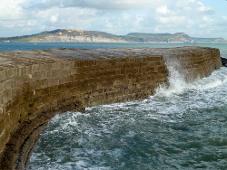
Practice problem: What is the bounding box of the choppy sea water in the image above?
[1,42,227,169]
[27,66,227,170]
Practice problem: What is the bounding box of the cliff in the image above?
[0,29,225,43]
[0,47,222,170]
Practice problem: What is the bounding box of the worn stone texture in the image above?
[0,47,222,170]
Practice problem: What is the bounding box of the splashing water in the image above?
[28,65,227,170]
[1,42,227,169]
[155,60,188,97]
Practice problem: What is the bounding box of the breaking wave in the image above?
[28,66,227,170]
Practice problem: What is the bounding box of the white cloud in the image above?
[50,15,58,23]
[0,0,226,38]
[26,0,156,10]
[157,6,171,15]
[0,0,25,20]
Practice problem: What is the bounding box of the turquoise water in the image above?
[1,42,227,169]
[0,42,227,57]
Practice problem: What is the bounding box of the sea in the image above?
[1,42,227,170]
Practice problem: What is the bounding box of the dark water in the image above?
[1,42,227,169]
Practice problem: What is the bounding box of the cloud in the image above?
[25,0,156,10]
[0,0,226,38]
[0,0,25,20]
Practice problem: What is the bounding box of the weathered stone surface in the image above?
[0,47,222,170]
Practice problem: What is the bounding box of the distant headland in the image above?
[0,29,226,43]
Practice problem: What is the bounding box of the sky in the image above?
[0,0,227,38]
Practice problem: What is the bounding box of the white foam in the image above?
[29,65,227,170]
[155,65,188,97]
[156,62,227,97]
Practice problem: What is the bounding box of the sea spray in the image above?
[29,67,227,170]
[155,56,189,97]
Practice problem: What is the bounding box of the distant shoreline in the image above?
[1,41,227,44]
[0,29,226,43]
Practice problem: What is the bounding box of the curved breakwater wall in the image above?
[0,47,222,169]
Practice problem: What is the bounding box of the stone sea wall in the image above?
[0,47,222,170]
